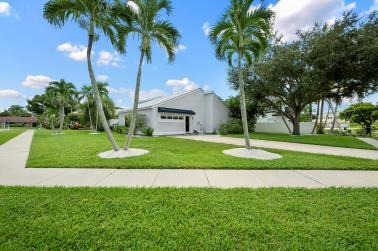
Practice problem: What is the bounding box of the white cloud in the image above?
[97,51,121,67]
[202,22,210,36]
[175,44,187,53]
[0,89,24,98]
[0,2,10,16]
[369,0,378,11]
[138,89,166,101]
[97,74,109,82]
[21,75,53,89]
[107,86,130,95]
[57,42,88,61]
[166,77,199,93]
[270,0,357,42]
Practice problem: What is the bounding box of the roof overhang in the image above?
[158,107,196,115]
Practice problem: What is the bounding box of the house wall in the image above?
[208,94,229,133]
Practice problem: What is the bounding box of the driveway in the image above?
[0,130,377,188]
[175,135,378,160]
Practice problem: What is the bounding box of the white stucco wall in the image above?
[256,116,315,134]
[208,94,229,133]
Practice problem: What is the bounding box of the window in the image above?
[161,115,167,119]
[168,116,173,119]
[179,116,184,120]
[173,116,179,120]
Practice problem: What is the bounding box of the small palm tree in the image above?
[209,0,274,149]
[46,79,77,133]
[79,85,95,132]
[115,0,180,150]
[44,0,123,151]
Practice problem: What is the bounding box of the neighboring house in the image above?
[0,116,37,128]
[118,88,229,136]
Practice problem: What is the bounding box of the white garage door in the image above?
[157,114,186,135]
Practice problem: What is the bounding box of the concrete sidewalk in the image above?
[175,135,378,160]
[0,130,377,188]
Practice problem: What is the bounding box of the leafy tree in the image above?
[209,0,274,149]
[224,95,265,131]
[26,95,47,115]
[0,105,31,117]
[46,79,77,133]
[115,0,180,150]
[340,103,378,134]
[44,0,124,151]
[79,85,95,131]
[229,41,318,135]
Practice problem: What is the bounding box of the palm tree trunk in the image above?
[312,100,320,134]
[87,101,94,131]
[330,101,339,133]
[124,49,145,150]
[59,105,64,133]
[318,99,325,134]
[237,55,251,150]
[95,109,99,131]
[87,19,120,151]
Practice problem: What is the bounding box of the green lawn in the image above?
[0,187,377,250]
[228,132,377,150]
[0,128,26,145]
[26,130,378,170]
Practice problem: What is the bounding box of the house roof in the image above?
[120,88,203,113]
[0,116,37,123]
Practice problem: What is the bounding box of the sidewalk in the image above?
[175,135,378,160]
[0,130,377,188]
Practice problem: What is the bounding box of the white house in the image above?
[118,88,229,136]
[256,112,315,134]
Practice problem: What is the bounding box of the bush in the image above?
[143,127,154,137]
[218,119,243,135]
[125,114,148,134]
[113,125,128,134]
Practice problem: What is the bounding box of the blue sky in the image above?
[0,0,377,111]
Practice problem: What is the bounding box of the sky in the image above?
[0,0,377,112]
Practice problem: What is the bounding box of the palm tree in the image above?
[115,0,180,150]
[46,79,77,133]
[209,0,274,149]
[79,85,95,131]
[44,0,123,151]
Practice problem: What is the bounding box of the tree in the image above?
[116,0,180,150]
[0,105,31,117]
[229,41,319,135]
[27,95,47,115]
[46,79,77,133]
[224,95,265,131]
[79,85,95,131]
[44,0,124,151]
[340,103,378,134]
[209,0,274,149]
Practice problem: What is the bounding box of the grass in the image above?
[26,129,378,170]
[0,128,26,145]
[0,187,377,250]
[228,132,377,150]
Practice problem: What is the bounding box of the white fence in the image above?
[256,121,315,134]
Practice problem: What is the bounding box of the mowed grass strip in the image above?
[228,132,377,150]
[0,128,26,145]
[26,130,378,170]
[0,187,377,250]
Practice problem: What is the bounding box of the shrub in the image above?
[125,114,148,134]
[143,127,154,137]
[218,119,243,135]
[113,125,128,134]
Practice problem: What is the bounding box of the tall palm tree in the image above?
[79,85,95,131]
[209,0,274,149]
[44,0,123,151]
[46,79,77,133]
[115,0,180,150]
